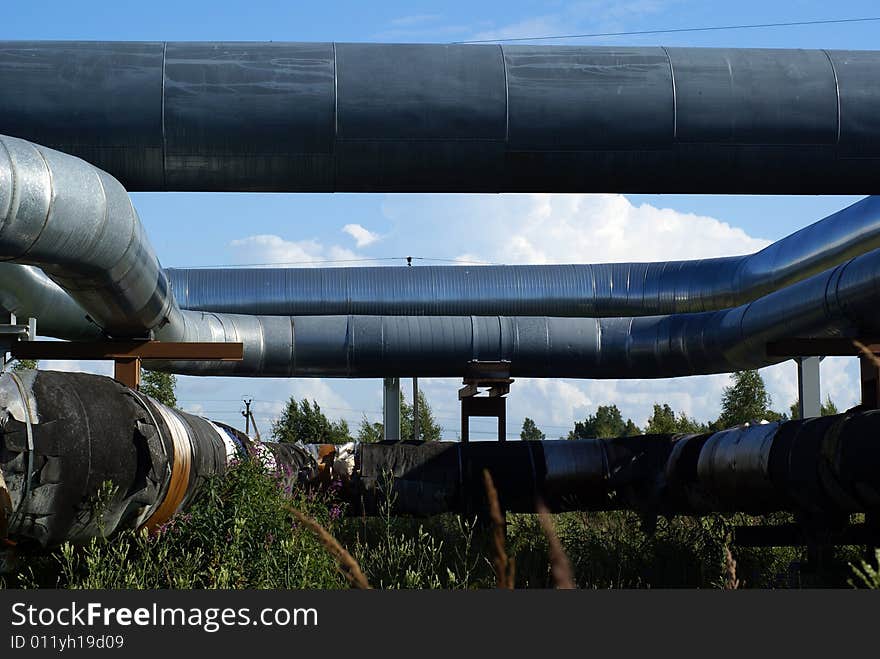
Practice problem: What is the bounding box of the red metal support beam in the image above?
[10,340,243,391]
[10,340,243,361]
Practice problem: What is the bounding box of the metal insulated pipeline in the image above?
[145,246,880,377]
[3,133,880,378]
[4,370,880,550]
[0,135,175,337]
[0,370,319,549]
[1,42,880,193]
[3,247,880,378]
[166,196,880,317]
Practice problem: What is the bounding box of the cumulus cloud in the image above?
[342,223,380,248]
[456,194,770,265]
[229,234,361,267]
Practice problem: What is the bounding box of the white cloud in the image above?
[229,234,361,267]
[467,0,672,42]
[35,360,113,377]
[452,194,770,265]
[342,223,380,248]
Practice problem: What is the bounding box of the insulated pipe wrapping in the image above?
[346,417,880,518]
[3,245,880,378]
[2,43,880,193]
[0,370,318,549]
[4,370,880,550]
[165,196,880,317]
[0,135,174,337]
[152,246,880,378]
[3,134,880,378]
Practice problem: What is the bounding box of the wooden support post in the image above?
[860,354,880,410]
[114,357,141,390]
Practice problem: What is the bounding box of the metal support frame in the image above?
[383,377,401,441]
[0,314,36,368]
[759,339,880,572]
[459,361,513,443]
[768,337,880,411]
[412,377,420,441]
[10,340,243,390]
[796,356,821,418]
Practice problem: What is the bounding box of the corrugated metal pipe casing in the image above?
[166,196,880,317]
[1,43,880,193]
[3,133,880,377]
[0,135,174,337]
[154,246,880,376]
[5,246,880,378]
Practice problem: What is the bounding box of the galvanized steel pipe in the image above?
[3,134,880,378]
[166,196,880,317]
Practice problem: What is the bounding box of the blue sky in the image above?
[2,1,876,437]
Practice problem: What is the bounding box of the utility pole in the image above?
[242,397,253,436]
[241,397,262,441]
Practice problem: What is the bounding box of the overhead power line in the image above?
[456,16,880,44]
[173,255,496,268]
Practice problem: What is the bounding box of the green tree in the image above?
[788,396,839,420]
[10,359,38,372]
[401,390,442,441]
[568,404,641,439]
[357,415,384,443]
[645,403,708,434]
[272,398,350,444]
[520,417,546,440]
[357,391,442,441]
[140,369,177,407]
[715,370,783,429]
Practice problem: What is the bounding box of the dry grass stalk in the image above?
[723,545,740,590]
[482,469,515,589]
[536,501,576,589]
[287,505,372,589]
[854,340,880,369]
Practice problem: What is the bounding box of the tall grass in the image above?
[1,459,871,589]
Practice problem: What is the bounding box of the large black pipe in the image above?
[4,371,880,552]
[0,370,317,549]
[1,42,879,193]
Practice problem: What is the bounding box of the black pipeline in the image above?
[2,370,879,551]
[1,43,880,194]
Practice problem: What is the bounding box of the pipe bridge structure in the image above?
[1,42,880,552]
[0,42,879,379]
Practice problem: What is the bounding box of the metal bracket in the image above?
[459,361,514,442]
[10,339,243,390]
[0,314,36,368]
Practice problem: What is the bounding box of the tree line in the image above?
[520,369,840,440]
